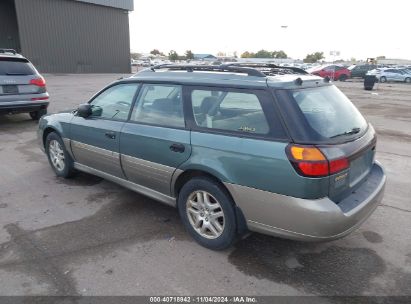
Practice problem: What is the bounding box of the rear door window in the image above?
[130,84,184,128]
[0,58,36,75]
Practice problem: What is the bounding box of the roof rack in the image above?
[224,63,308,76]
[150,63,308,78]
[0,49,17,55]
[150,64,266,77]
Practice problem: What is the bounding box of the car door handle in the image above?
[105,132,116,139]
[170,143,185,153]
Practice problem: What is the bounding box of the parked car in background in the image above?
[38,63,386,250]
[0,49,49,120]
[348,64,377,78]
[367,68,411,83]
[307,65,351,81]
[131,59,140,66]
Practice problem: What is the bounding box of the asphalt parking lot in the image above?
[0,74,410,298]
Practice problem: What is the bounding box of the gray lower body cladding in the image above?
[224,161,385,241]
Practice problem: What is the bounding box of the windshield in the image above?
[0,58,36,75]
[283,85,368,143]
[307,65,324,73]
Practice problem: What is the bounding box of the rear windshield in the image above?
[0,58,36,75]
[277,85,368,144]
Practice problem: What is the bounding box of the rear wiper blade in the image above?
[330,127,361,138]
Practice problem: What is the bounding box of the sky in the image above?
[129,0,410,61]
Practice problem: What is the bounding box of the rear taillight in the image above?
[30,77,46,87]
[287,145,349,177]
[31,96,49,101]
[329,158,349,174]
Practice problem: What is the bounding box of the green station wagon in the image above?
[38,64,386,250]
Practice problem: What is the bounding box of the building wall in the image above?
[75,0,134,11]
[378,59,411,65]
[14,0,131,73]
[0,0,21,51]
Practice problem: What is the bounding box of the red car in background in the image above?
[307,65,351,81]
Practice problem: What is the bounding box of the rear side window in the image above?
[130,84,184,128]
[191,89,269,134]
[277,85,367,143]
[0,58,36,75]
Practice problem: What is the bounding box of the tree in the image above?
[241,50,287,59]
[150,49,161,56]
[130,53,142,60]
[376,56,386,60]
[168,50,179,61]
[185,50,194,60]
[272,50,287,59]
[303,52,324,63]
[241,51,254,58]
[254,49,273,58]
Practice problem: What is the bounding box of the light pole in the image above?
[280,25,288,64]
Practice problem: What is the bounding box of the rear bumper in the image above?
[0,100,49,114]
[224,161,386,241]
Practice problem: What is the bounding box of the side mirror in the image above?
[77,103,92,118]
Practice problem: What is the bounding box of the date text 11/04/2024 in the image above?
[149,296,257,303]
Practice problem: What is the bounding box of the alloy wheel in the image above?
[49,140,65,172]
[186,190,225,239]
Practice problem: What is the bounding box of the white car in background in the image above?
[367,68,411,83]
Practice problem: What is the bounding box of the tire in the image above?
[405,77,411,83]
[380,76,387,83]
[178,177,237,250]
[29,108,47,120]
[45,132,75,178]
[339,74,348,81]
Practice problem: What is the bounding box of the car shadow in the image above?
[0,114,38,135]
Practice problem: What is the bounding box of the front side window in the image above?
[89,84,137,120]
[130,84,184,128]
[191,89,269,134]
[324,65,336,71]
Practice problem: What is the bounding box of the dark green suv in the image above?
[38,64,386,250]
[348,64,377,78]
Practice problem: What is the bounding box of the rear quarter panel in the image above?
[181,131,330,199]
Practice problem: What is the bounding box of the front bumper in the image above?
[225,161,386,241]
